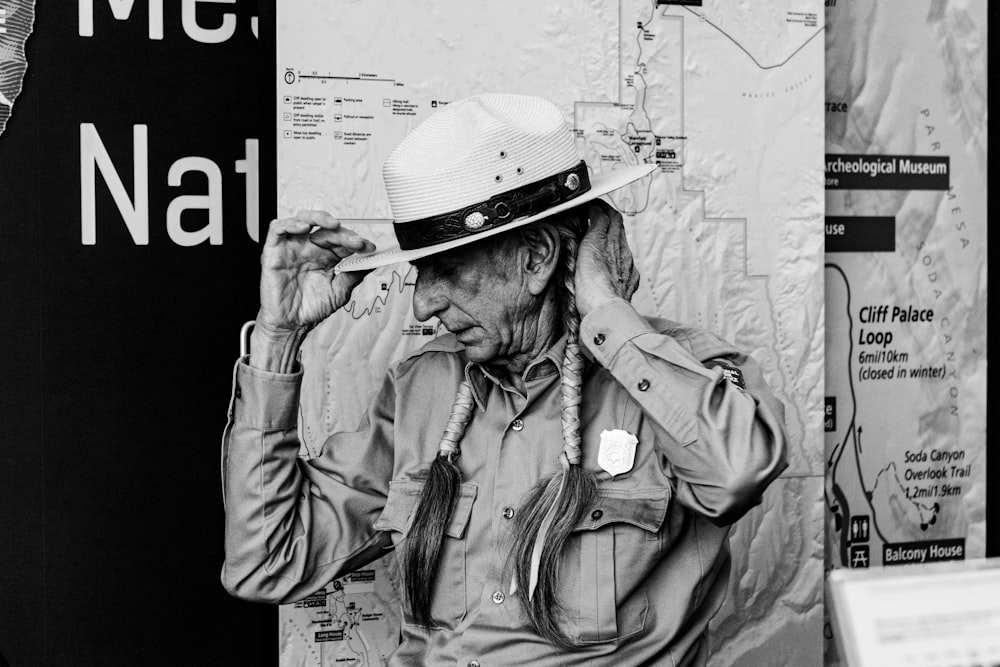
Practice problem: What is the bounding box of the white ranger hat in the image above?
[336,93,656,272]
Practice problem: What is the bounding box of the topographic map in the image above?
[0,0,33,139]
[823,0,987,664]
[278,1,825,665]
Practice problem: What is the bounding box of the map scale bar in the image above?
[299,74,396,83]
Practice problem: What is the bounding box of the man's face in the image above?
[411,238,535,366]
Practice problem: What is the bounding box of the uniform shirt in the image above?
[222,298,788,666]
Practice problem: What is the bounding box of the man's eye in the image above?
[415,261,456,279]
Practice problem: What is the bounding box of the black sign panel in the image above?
[883,539,966,566]
[825,216,896,252]
[825,154,950,190]
[0,4,277,665]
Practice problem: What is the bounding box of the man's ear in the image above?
[519,224,561,296]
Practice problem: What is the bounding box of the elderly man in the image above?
[222,93,788,666]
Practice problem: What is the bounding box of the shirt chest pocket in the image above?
[562,488,669,644]
[373,479,478,630]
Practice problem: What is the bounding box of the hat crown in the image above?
[383,94,580,223]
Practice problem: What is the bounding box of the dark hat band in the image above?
[393,161,591,251]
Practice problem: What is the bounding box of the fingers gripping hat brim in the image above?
[335,163,657,273]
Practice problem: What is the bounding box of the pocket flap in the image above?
[573,488,670,533]
[373,479,478,539]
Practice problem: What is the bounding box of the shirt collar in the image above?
[463,363,497,412]
[527,327,597,377]
[463,329,593,410]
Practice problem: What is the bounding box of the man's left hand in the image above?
[575,200,640,318]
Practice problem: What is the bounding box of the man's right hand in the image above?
[251,210,375,372]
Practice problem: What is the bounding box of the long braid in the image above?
[511,230,597,648]
[558,236,585,466]
[402,380,475,627]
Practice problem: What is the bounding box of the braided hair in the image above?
[400,380,475,627]
[509,225,597,647]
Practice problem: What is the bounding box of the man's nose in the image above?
[412,274,447,322]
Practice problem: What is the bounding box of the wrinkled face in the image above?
[411,238,536,366]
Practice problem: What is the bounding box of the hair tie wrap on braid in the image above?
[510,232,598,648]
[402,380,475,627]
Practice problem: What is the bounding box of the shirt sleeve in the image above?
[579,298,789,525]
[220,357,395,604]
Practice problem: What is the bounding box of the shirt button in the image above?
[468,662,481,667]
[511,418,524,431]
[492,591,505,604]
[502,507,515,520]
[234,384,242,399]
[593,333,606,345]
[591,509,604,521]
[638,379,650,391]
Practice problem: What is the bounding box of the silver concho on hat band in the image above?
[564,173,581,191]
[464,212,487,230]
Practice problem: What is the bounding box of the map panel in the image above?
[822,0,987,663]
[278,2,825,664]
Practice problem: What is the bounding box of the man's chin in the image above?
[458,341,499,364]
[454,328,480,346]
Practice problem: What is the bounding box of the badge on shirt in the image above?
[597,429,638,477]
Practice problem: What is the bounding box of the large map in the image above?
[278,2,826,665]
[0,0,33,139]
[823,0,987,663]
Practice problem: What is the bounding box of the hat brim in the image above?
[334,162,658,273]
